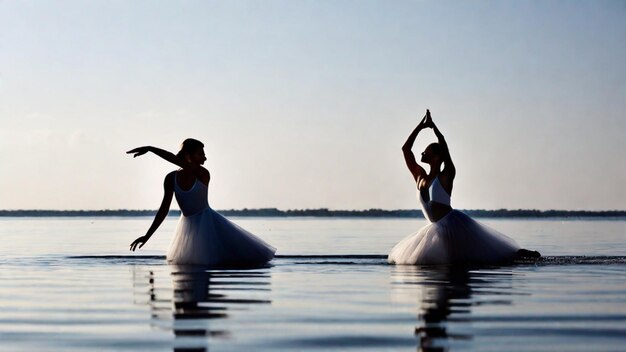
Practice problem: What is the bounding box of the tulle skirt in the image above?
[388,210,520,265]
[167,208,276,267]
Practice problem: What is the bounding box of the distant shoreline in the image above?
[1,208,625,219]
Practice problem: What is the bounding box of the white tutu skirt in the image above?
[388,210,520,265]
[166,208,276,267]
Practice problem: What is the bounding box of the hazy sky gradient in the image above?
[1,1,625,210]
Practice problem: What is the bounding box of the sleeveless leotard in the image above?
[419,176,451,222]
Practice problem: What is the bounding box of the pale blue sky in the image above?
[1,1,625,210]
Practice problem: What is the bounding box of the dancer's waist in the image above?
[180,205,211,217]
[423,202,453,223]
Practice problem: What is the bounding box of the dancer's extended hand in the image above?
[130,235,149,251]
[126,146,151,158]
[423,109,434,128]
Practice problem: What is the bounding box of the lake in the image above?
[0,217,625,351]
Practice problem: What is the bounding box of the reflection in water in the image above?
[132,265,272,352]
[392,265,517,351]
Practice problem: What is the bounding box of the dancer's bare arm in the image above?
[127,146,186,167]
[425,111,456,189]
[403,112,428,182]
[126,146,209,181]
[130,173,174,251]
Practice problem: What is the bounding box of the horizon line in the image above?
[1,208,624,219]
[0,208,625,212]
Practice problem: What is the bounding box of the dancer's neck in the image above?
[428,162,442,178]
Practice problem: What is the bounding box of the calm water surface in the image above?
[0,217,625,351]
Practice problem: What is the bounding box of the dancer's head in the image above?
[177,138,206,165]
[421,143,442,164]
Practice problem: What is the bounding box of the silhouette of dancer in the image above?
[388,110,540,265]
[127,139,275,266]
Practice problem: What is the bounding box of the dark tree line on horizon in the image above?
[0,208,624,218]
